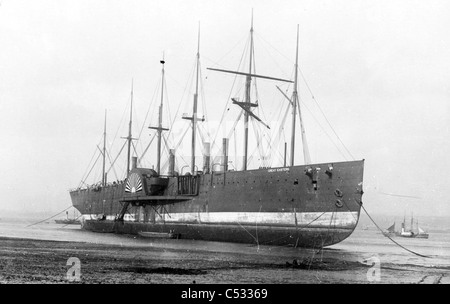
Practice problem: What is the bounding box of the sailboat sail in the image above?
[386,223,395,233]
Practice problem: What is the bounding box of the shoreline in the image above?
[0,235,448,284]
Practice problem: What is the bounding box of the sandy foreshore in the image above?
[0,236,448,284]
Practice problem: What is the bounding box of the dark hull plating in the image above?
[70,160,364,248]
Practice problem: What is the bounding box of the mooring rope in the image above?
[57,213,84,229]
[26,206,74,227]
[358,201,430,258]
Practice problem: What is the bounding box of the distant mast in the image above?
[242,12,255,171]
[149,58,169,174]
[157,61,164,174]
[126,80,134,175]
[120,80,137,177]
[292,24,311,166]
[102,109,107,186]
[193,25,200,174]
[183,23,204,174]
[207,11,293,171]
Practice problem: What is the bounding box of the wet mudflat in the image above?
[0,235,448,284]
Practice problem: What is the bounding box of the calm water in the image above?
[0,215,449,269]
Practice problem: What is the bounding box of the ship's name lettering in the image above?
[268,168,290,173]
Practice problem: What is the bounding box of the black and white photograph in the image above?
[0,0,449,290]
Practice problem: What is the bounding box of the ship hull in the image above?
[70,160,364,248]
[81,217,357,247]
[415,234,429,239]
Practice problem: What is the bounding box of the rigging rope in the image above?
[247,31,355,162]
[296,94,311,164]
[358,201,430,258]
[138,134,156,166]
[163,73,173,143]
[26,206,74,227]
[78,140,102,188]
[269,100,291,167]
[57,213,84,229]
[211,36,250,150]
[233,128,238,169]
[131,140,139,163]
[250,119,265,167]
[166,60,195,140]
[196,124,205,149]
[106,149,120,181]
[199,64,211,140]
[132,85,153,159]
[160,128,190,172]
[298,95,349,161]
[137,77,159,142]
[106,141,127,176]
[132,95,141,155]
[202,33,248,69]
[225,110,244,141]
[109,94,129,154]
[80,151,102,187]
[253,32,293,80]
[298,68,355,160]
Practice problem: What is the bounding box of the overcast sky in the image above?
[0,0,449,218]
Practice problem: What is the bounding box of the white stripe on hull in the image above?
[83,211,359,229]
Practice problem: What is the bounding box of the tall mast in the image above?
[126,80,133,174]
[157,60,164,174]
[207,11,292,170]
[149,58,169,174]
[101,109,107,186]
[243,11,254,171]
[182,24,205,174]
[121,80,137,176]
[292,25,310,165]
[192,24,201,174]
[290,26,298,167]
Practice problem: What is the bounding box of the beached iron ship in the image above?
[69,20,365,248]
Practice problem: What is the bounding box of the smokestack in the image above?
[169,149,175,176]
[203,142,210,174]
[132,156,137,169]
[222,138,228,172]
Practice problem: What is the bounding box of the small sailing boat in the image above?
[399,218,415,237]
[383,214,429,239]
[383,222,396,237]
[415,219,429,239]
[55,210,80,225]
